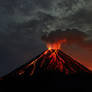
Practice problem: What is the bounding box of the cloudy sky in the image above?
[0,0,92,77]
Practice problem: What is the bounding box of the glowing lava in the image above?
[47,42,61,50]
[47,39,67,50]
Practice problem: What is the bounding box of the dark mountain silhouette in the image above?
[0,49,92,90]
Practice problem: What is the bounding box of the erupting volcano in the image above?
[1,42,92,89]
[1,42,91,80]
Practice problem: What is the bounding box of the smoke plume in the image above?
[41,29,92,51]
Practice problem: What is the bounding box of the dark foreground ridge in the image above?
[0,49,92,89]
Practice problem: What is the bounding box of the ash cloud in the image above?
[41,29,92,51]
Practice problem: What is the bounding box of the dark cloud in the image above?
[41,29,86,44]
[66,8,92,27]
[41,29,92,51]
[32,0,53,9]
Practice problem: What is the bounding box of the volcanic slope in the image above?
[1,49,92,89]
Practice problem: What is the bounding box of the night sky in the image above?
[0,0,92,77]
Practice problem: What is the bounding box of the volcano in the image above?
[0,49,92,89]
